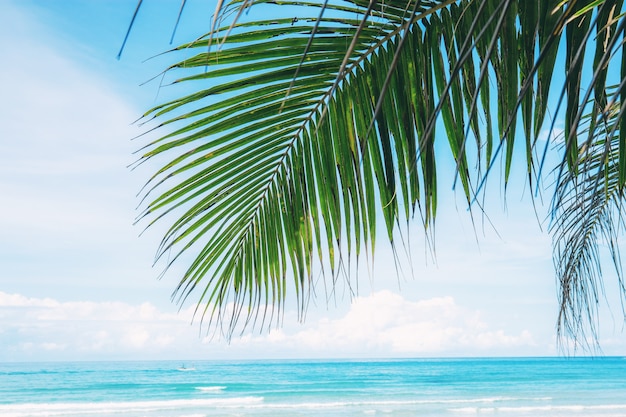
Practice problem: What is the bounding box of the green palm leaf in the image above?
[133,0,626,342]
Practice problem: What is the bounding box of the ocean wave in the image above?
[0,396,560,416]
[0,397,263,417]
[157,396,549,411]
[4,396,625,417]
[195,386,226,393]
[450,403,626,414]
[212,396,552,410]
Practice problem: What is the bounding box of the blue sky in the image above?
[1,0,625,362]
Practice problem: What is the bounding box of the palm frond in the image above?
[134,0,626,341]
[552,89,626,350]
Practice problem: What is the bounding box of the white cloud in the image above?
[0,290,545,361]
[3,289,625,362]
[0,291,201,361]
[0,292,60,308]
[230,290,540,357]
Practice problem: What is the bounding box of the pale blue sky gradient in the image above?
[1,0,625,362]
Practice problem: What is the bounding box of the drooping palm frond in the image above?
[552,89,626,350]
[548,0,626,347]
[133,0,626,341]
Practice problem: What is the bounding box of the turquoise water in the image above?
[1,357,625,416]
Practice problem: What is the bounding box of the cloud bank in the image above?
[0,291,543,361]
[234,290,537,357]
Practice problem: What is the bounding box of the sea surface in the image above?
[1,357,625,417]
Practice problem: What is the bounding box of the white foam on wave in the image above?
[450,403,626,414]
[195,386,226,393]
[5,396,624,417]
[252,396,550,410]
[0,397,264,417]
[193,397,524,411]
[441,396,552,404]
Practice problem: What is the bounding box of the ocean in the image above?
[1,357,625,417]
